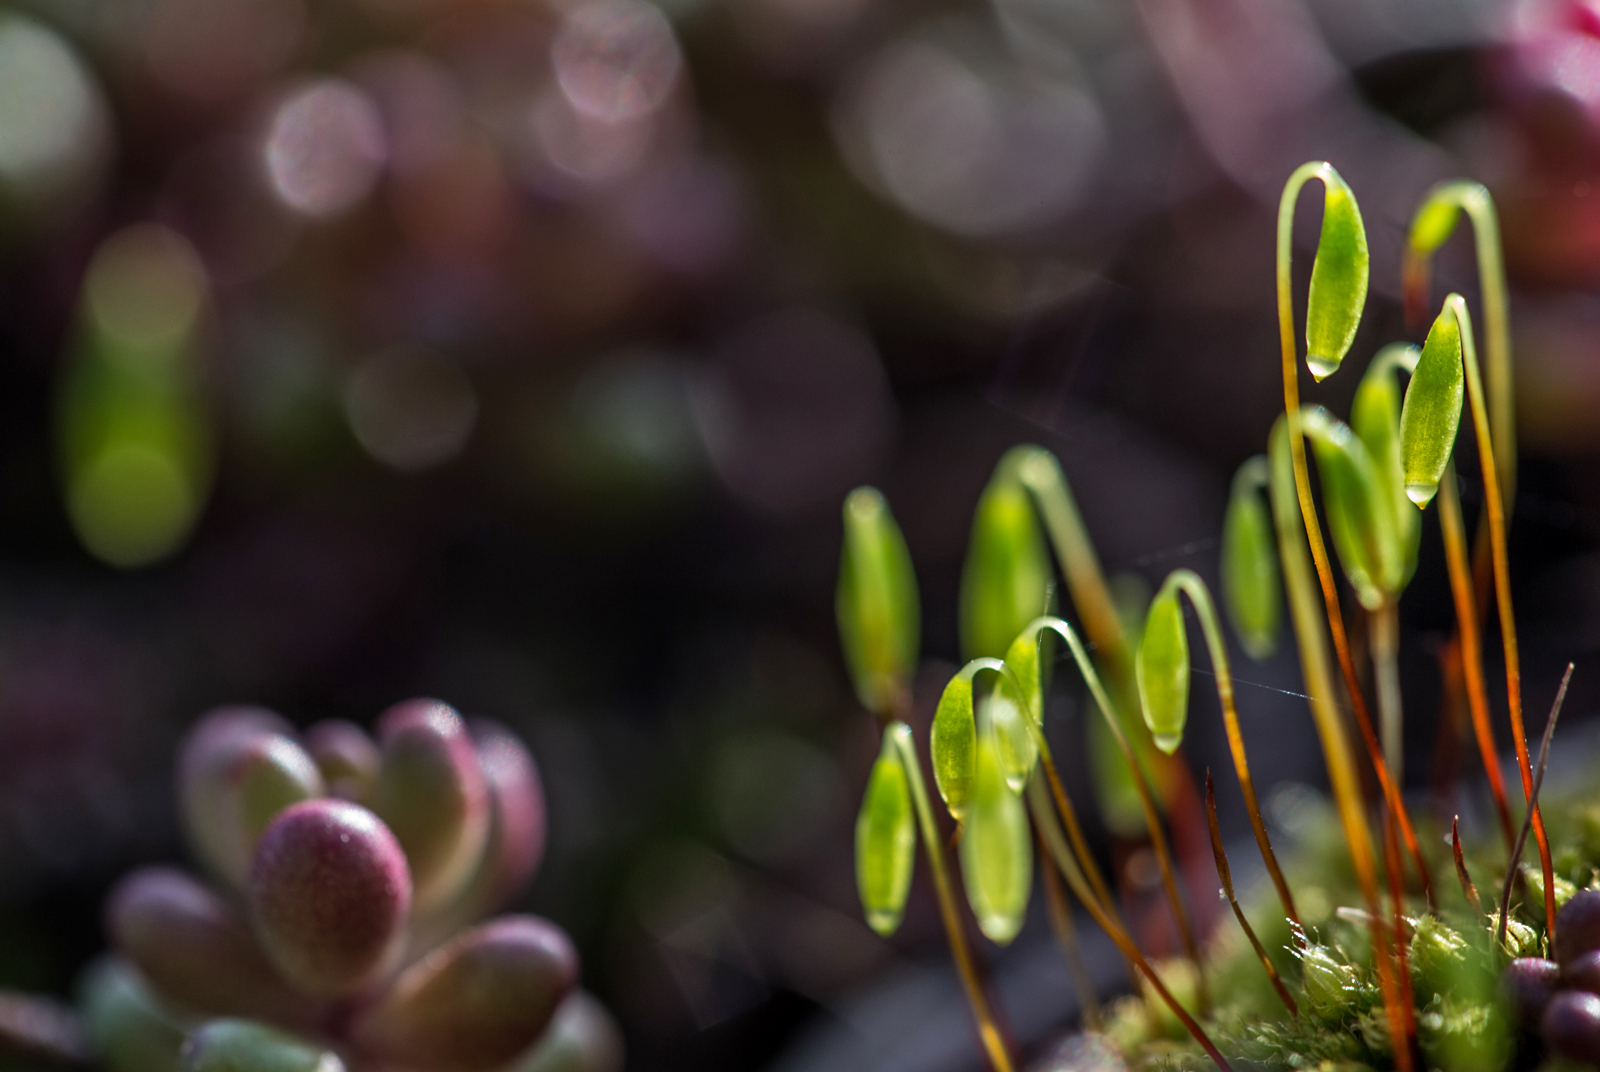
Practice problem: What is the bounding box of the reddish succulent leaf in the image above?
[372,699,490,911]
[247,800,411,997]
[351,915,577,1072]
[107,867,311,1024]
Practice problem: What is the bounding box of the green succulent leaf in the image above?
[1220,461,1280,661]
[79,959,187,1072]
[1302,407,1401,610]
[836,487,920,715]
[1352,344,1422,587]
[183,1020,344,1072]
[854,729,915,937]
[1399,307,1466,509]
[1135,586,1189,755]
[959,463,1051,662]
[958,730,1032,946]
[1304,168,1370,381]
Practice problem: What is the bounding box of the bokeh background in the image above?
[5,0,1600,1067]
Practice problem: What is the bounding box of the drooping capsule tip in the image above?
[843,486,884,521]
[1306,353,1339,381]
[1405,481,1439,508]
[976,911,1022,947]
[1153,732,1183,756]
[866,908,902,938]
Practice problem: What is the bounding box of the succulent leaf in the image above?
[836,487,920,715]
[106,868,310,1024]
[1220,462,1280,661]
[304,721,379,803]
[247,800,411,997]
[1135,586,1189,755]
[959,459,1050,662]
[1399,306,1466,509]
[79,959,187,1072]
[854,729,915,937]
[1304,167,1370,381]
[350,915,578,1072]
[179,708,323,887]
[182,1019,344,1072]
[958,730,1031,945]
[506,991,624,1072]
[372,699,491,911]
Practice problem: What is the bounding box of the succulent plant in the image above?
[77,700,620,1072]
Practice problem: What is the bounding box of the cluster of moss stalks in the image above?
[837,159,1580,1072]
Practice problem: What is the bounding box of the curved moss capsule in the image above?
[1304,167,1370,381]
[983,683,1035,795]
[959,459,1051,662]
[1353,344,1422,586]
[1220,461,1280,661]
[59,225,215,568]
[1408,195,1461,259]
[836,487,920,716]
[1399,306,1466,508]
[855,729,914,936]
[1302,407,1400,610]
[930,670,976,822]
[183,1020,344,1072]
[958,731,1031,945]
[1135,587,1189,755]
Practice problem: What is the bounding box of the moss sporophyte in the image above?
[838,163,1594,1071]
[0,700,621,1072]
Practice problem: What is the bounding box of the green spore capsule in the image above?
[960,458,1051,662]
[854,729,915,936]
[1135,587,1189,755]
[836,487,920,716]
[958,731,1031,946]
[1301,407,1401,609]
[182,1020,344,1072]
[1400,306,1466,508]
[1220,459,1280,661]
[1409,195,1462,258]
[930,670,976,822]
[1304,166,1370,381]
[1353,344,1422,585]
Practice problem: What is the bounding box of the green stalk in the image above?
[1026,778,1233,1072]
[886,723,1014,1072]
[1441,293,1555,939]
[1370,601,1404,782]
[1023,616,1207,1010]
[1158,569,1299,931]
[1403,182,1514,506]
